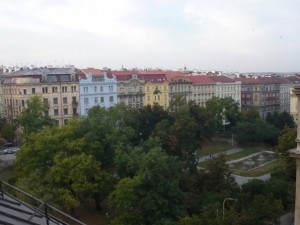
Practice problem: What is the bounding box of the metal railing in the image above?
[0,180,86,225]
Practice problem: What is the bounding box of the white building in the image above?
[80,69,118,116]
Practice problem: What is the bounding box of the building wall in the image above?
[2,68,80,126]
[215,82,241,109]
[188,83,215,107]
[280,83,292,112]
[144,82,169,109]
[117,75,145,109]
[290,87,298,123]
[79,73,117,116]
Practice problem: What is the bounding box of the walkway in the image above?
[198,147,271,185]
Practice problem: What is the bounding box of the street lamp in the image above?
[223,198,238,220]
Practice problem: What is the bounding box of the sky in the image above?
[0,0,299,72]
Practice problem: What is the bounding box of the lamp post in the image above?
[223,198,238,220]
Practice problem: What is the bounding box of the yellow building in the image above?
[141,72,169,109]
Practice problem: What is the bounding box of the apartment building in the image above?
[236,77,292,118]
[1,67,80,126]
[209,76,242,110]
[114,72,145,109]
[185,76,216,107]
[141,71,169,109]
[0,74,4,119]
[80,68,118,116]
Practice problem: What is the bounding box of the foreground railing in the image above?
[0,180,86,225]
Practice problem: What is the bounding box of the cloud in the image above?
[0,0,299,71]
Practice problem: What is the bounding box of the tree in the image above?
[109,147,185,225]
[242,107,260,123]
[16,95,55,134]
[0,120,15,141]
[199,154,238,195]
[49,153,111,215]
[234,118,279,146]
[205,96,241,133]
[266,111,295,130]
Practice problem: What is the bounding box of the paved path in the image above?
[234,174,271,186]
[0,154,16,169]
[198,147,243,162]
[198,147,272,185]
[280,212,294,225]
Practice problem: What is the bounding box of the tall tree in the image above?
[109,147,185,225]
[16,95,55,134]
[205,96,241,133]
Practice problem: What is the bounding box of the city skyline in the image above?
[1,0,299,73]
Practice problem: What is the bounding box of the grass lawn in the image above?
[0,166,16,182]
[198,148,278,177]
[226,149,261,162]
[199,140,232,156]
[232,159,279,177]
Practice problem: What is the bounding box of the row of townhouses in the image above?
[0,67,297,126]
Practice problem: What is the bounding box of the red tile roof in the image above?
[142,74,167,83]
[164,71,184,82]
[185,75,214,84]
[208,75,235,83]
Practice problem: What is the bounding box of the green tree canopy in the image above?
[205,96,241,133]
[16,95,55,134]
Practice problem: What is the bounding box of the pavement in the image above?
[198,147,243,163]
[198,147,271,185]
[199,148,295,224]
[280,212,294,225]
[0,154,16,169]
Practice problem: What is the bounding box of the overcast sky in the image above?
[0,0,299,72]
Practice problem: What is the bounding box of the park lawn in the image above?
[0,166,16,182]
[232,159,279,177]
[199,140,231,156]
[226,149,261,162]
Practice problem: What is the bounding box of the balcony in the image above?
[72,101,78,107]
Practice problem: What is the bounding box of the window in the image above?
[73,107,77,115]
[72,96,77,103]
[64,108,68,115]
[23,89,27,95]
[64,119,68,125]
[43,98,48,105]
[94,86,97,93]
[22,100,25,107]
[109,86,113,92]
[42,87,48,93]
[84,98,89,104]
[101,97,104,103]
[62,86,67,92]
[100,86,103,92]
[71,86,76,92]
[54,109,59,116]
[52,87,58,93]
[63,97,67,104]
[109,96,114,102]
[84,87,88,93]
[94,97,98,103]
[32,88,35,94]
[53,98,58,104]
[44,110,49,116]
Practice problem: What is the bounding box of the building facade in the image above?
[185,76,216,107]
[2,68,80,126]
[237,77,291,117]
[80,69,117,116]
[115,73,145,109]
[142,72,169,109]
